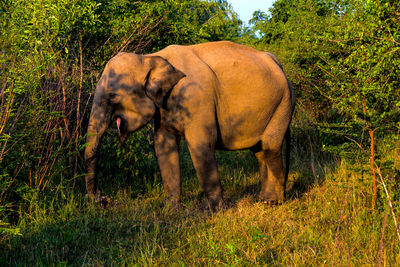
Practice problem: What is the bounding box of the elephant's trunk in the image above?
[84,81,111,199]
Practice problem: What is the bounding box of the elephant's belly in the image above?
[215,89,284,150]
[216,136,261,150]
[216,118,267,150]
[215,92,279,150]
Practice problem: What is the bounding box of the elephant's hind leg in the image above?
[254,149,285,203]
[256,95,292,203]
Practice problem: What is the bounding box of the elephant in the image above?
[84,41,295,211]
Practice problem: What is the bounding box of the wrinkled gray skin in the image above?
[85,41,295,211]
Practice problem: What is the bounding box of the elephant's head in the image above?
[84,53,185,199]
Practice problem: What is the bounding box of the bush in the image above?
[0,0,242,223]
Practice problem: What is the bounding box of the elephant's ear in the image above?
[144,56,186,108]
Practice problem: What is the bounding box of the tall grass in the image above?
[1,126,399,265]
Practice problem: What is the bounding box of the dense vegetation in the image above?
[1,0,399,265]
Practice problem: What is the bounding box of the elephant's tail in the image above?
[284,128,291,185]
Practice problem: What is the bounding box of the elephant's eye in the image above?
[108,92,120,105]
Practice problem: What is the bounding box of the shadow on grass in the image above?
[88,123,334,208]
[0,198,206,265]
[285,125,335,200]
[0,126,335,265]
[1,196,280,265]
[209,125,335,205]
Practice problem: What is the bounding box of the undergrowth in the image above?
[1,127,399,266]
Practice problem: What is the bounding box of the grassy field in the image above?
[1,126,399,266]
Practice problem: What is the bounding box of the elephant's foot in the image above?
[95,195,109,208]
[259,199,284,206]
[258,190,285,206]
[87,189,109,208]
[201,197,225,212]
[163,196,181,210]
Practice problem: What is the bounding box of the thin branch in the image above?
[343,135,367,154]
[375,164,400,242]
[376,201,389,265]
[365,32,400,46]
[370,130,377,209]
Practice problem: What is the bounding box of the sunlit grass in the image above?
[1,130,399,265]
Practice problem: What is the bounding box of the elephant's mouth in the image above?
[115,116,128,144]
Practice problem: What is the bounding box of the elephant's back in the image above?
[191,42,291,150]
[157,42,291,150]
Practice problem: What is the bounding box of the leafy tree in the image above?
[0,0,242,223]
[249,0,339,121]
[251,0,400,207]
[317,0,400,207]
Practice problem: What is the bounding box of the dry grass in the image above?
[1,129,399,266]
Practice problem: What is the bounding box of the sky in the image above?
[228,0,275,24]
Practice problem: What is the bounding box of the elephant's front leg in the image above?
[186,130,223,211]
[154,128,181,207]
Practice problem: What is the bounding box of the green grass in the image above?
[1,127,399,266]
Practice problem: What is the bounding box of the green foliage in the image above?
[318,0,400,132]
[314,0,400,191]
[1,0,399,264]
[1,134,399,265]
[251,0,399,176]
[0,0,242,223]
[250,0,339,120]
